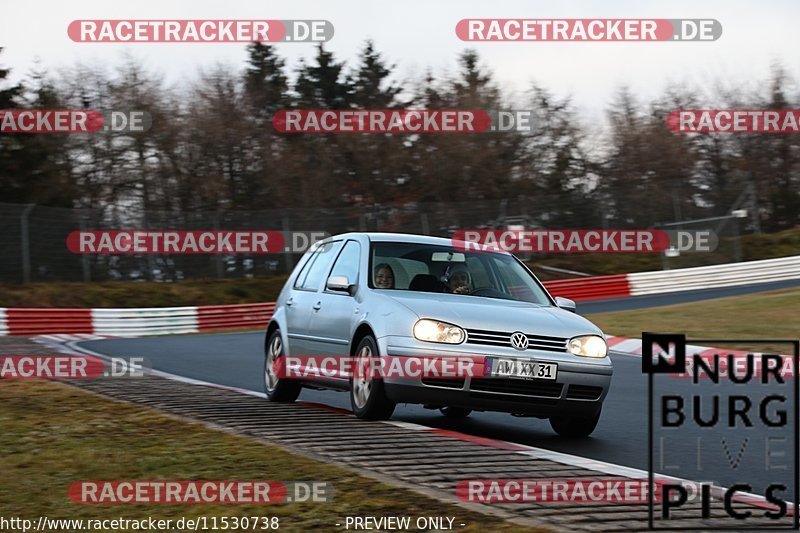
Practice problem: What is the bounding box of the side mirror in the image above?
[554,296,576,313]
[327,275,356,295]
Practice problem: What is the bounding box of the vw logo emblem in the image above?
[510,332,529,351]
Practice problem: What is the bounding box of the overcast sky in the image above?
[2,0,798,115]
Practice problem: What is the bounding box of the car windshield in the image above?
[369,241,552,305]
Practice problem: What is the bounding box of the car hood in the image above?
[384,291,602,338]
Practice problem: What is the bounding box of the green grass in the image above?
[0,380,543,532]
[587,287,800,353]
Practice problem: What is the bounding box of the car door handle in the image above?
[285,297,294,307]
[312,301,322,311]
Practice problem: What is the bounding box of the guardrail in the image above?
[627,255,800,295]
[1,255,798,337]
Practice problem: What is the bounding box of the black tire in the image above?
[549,409,601,438]
[350,335,396,420]
[440,406,472,418]
[264,329,301,403]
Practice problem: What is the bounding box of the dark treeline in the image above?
[0,43,798,232]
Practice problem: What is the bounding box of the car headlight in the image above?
[413,319,465,344]
[568,335,608,358]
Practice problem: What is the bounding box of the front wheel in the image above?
[549,409,601,438]
[350,335,396,420]
[264,329,301,402]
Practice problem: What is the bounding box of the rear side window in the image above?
[294,241,341,290]
[293,252,317,288]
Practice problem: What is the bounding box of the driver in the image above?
[445,264,472,294]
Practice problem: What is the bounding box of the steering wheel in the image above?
[470,287,516,300]
[469,287,495,297]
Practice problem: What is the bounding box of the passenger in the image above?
[446,264,472,294]
[374,263,395,289]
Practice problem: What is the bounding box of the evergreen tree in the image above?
[350,40,401,109]
[244,42,288,116]
[295,44,352,109]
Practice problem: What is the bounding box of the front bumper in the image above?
[379,335,613,417]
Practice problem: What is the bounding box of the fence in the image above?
[0,199,753,283]
[2,255,797,337]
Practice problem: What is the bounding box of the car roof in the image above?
[324,232,510,254]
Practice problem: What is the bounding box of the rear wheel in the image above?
[350,335,396,420]
[549,409,601,438]
[264,329,301,402]
[440,406,472,418]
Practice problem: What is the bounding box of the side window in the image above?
[296,241,341,290]
[370,257,428,289]
[328,240,361,286]
[293,251,320,289]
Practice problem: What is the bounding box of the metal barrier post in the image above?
[79,214,91,282]
[20,203,35,283]
[282,214,293,273]
[214,211,224,278]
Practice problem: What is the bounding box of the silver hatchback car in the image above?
[264,233,613,437]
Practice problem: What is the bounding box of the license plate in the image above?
[488,358,558,380]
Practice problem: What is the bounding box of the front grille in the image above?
[466,329,567,352]
[469,377,563,398]
[566,385,604,400]
[421,377,465,389]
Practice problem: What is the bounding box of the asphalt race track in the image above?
[77,279,800,502]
